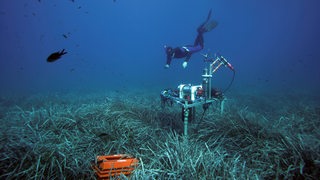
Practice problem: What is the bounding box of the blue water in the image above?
[1,0,319,95]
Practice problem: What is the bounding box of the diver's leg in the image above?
[193,33,204,48]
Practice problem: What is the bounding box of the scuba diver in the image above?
[164,9,218,69]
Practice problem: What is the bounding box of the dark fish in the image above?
[47,49,67,62]
[62,34,68,38]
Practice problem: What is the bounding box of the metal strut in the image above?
[183,102,190,136]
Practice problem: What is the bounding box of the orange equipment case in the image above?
[91,154,138,179]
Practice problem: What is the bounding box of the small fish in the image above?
[47,49,67,62]
[62,34,68,38]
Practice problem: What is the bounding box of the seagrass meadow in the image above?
[1,0,320,179]
[0,90,319,179]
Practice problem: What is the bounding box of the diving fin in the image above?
[206,8,212,23]
[203,20,218,32]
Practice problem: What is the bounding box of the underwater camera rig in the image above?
[160,53,235,136]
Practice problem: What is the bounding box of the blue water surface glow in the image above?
[0,0,319,96]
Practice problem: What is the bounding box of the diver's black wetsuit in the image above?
[165,9,216,68]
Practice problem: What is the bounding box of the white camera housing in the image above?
[178,84,202,101]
